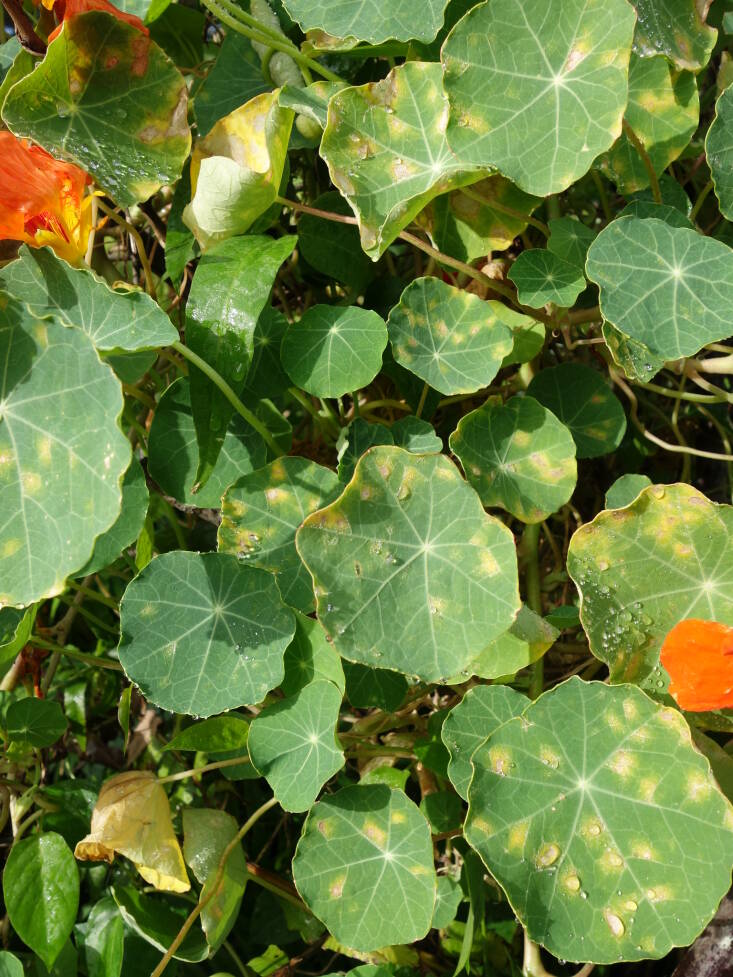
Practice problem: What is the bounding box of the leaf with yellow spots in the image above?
[75,771,189,893]
[707,81,733,222]
[292,784,436,951]
[567,483,733,694]
[320,61,482,259]
[465,677,733,963]
[632,0,717,71]
[449,395,577,523]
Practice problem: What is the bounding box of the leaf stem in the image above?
[415,381,430,419]
[288,387,340,438]
[689,179,714,222]
[32,636,123,671]
[157,755,250,783]
[96,199,155,295]
[621,121,661,204]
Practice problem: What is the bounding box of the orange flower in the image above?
[660,618,733,712]
[0,132,95,265]
[44,0,149,42]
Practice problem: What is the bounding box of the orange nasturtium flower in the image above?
[43,0,149,41]
[660,618,733,712]
[0,132,95,265]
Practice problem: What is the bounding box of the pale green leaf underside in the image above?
[706,82,733,222]
[386,277,514,396]
[632,0,717,70]
[567,484,733,688]
[450,395,577,524]
[601,321,666,383]
[586,216,733,360]
[442,685,528,799]
[118,551,296,717]
[508,249,585,308]
[218,456,341,613]
[0,300,130,608]
[282,0,448,43]
[248,679,345,812]
[296,446,520,682]
[465,678,733,963]
[292,785,436,951]
[2,13,190,207]
[0,246,177,352]
[321,61,481,259]
[442,0,635,195]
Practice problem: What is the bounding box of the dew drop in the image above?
[536,843,561,868]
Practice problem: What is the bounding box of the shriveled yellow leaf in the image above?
[74,771,189,893]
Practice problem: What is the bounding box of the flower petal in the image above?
[660,618,733,712]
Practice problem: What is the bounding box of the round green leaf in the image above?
[707,82,733,222]
[465,678,733,963]
[442,685,528,799]
[118,551,296,717]
[386,278,513,396]
[617,200,694,228]
[586,215,733,360]
[281,306,388,398]
[147,378,266,508]
[219,457,341,613]
[390,416,442,454]
[344,661,408,712]
[194,33,268,137]
[0,299,130,608]
[449,395,577,523]
[632,0,717,71]
[282,0,448,43]
[605,474,653,510]
[336,418,394,483]
[442,0,636,196]
[281,610,345,697]
[526,363,627,459]
[567,483,733,688]
[75,896,124,977]
[298,192,374,292]
[164,714,250,753]
[6,697,68,748]
[2,13,190,207]
[432,876,462,931]
[248,679,345,812]
[547,218,596,269]
[243,306,291,401]
[296,446,520,682]
[292,785,436,951]
[77,458,149,576]
[3,833,79,970]
[0,952,23,977]
[508,250,585,308]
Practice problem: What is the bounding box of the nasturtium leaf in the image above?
[526,363,627,459]
[77,458,149,576]
[2,13,190,207]
[458,605,559,682]
[282,0,448,44]
[450,396,577,523]
[605,473,653,510]
[118,551,296,717]
[298,192,374,292]
[465,678,733,963]
[112,886,208,963]
[617,199,694,228]
[321,62,480,259]
[442,685,528,799]
[508,250,585,309]
[248,679,345,812]
[183,91,293,249]
[6,697,68,747]
[344,661,408,711]
[601,321,666,383]
[293,785,436,951]
[219,456,341,613]
[185,234,295,488]
[336,418,394,483]
[194,33,269,137]
[586,216,733,360]
[547,218,596,269]
[0,299,130,609]
[281,306,388,398]
[75,771,189,892]
[296,446,520,682]
[442,0,635,196]
[0,952,23,977]
[432,876,463,931]
[707,82,733,221]
[632,0,717,70]
[183,808,247,952]
[602,55,698,193]
[420,792,463,834]
[386,278,513,396]
[390,416,442,454]
[279,81,345,129]
[3,833,79,970]
[0,246,177,353]
[630,173,692,214]
[147,378,266,508]
[164,714,250,753]
[0,605,35,668]
[281,610,345,697]
[500,314,546,367]
[74,896,124,977]
[243,306,291,400]
[567,484,733,688]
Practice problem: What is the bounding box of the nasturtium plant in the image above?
[1,0,733,974]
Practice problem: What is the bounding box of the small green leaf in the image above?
[586,215,733,360]
[390,416,442,454]
[164,714,250,753]
[442,0,635,195]
[243,306,291,401]
[465,678,733,962]
[2,13,190,206]
[450,395,577,523]
[77,458,149,576]
[75,896,124,977]
[298,192,374,292]
[6,697,68,747]
[0,952,23,977]
[387,278,513,396]
[281,306,388,398]
[431,876,462,931]
[3,833,79,970]
[112,886,208,962]
[442,685,528,799]
[605,473,653,509]
[282,0,449,43]
[0,606,35,668]
[296,446,520,682]
[118,551,296,717]
[336,418,394,483]
[194,33,268,137]
[282,610,345,697]
[420,792,463,834]
[508,250,585,308]
[707,82,733,221]
[632,0,717,70]
[547,218,596,269]
[279,81,345,129]
[617,199,693,228]
[526,363,627,459]
[293,785,436,951]
[459,605,559,682]
[601,321,666,383]
[248,679,345,812]
[344,662,408,711]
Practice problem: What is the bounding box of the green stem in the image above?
[172,340,283,457]
[157,755,250,783]
[415,382,430,419]
[689,179,714,222]
[622,120,661,204]
[522,523,543,700]
[288,387,339,438]
[32,637,123,671]
[590,169,611,222]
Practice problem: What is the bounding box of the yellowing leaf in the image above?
[74,771,189,893]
